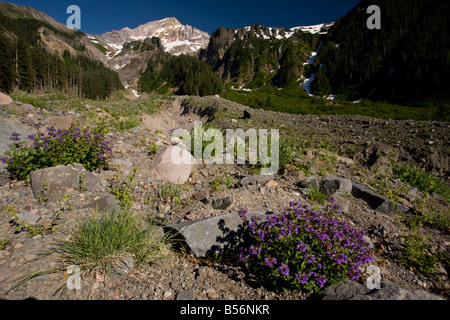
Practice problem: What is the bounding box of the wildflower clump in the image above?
[238,199,373,293]
[1,123,114,180]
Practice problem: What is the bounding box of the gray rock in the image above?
[167,211,268,258]
[350,180,409,216]
[240,174,274,186]
[0,118,28,159]
[332,194,350,213]
[0,173,9,187]
[299,176,319,190]
[0,267,13,283]
[43,115,78,130]
[321,175,352,196]
[212,196,233,210]
[176,290,195,300]
[30,163,102,202]
[17,211,41,224]
[110,158,134,168]
[85,194,121,213]
[313,280,444,300]
[113,256,135,276]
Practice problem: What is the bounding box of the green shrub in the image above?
[1,123,114,180]
[393,165,450,202]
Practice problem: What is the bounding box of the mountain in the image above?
[310,0,450,107]
[94,17,210,57]
[198,23,331,90]
[0,1,122,98]
[90,17,210,92]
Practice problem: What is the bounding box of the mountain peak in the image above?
[95,17,209,56]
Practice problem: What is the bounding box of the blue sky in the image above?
[4,0,361,34]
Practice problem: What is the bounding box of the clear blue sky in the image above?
[4,0,361,34]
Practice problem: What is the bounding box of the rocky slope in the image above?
[0,93,449,301]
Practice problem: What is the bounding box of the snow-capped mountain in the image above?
[93,17,210,58]
[231,22,335,41]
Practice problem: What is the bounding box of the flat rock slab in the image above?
[312,280,444,300]
[167,211,268,258]
[85,194,121,213]
[350,180,409,216]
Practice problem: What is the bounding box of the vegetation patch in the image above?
[238,200,373,293]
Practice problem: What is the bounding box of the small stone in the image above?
[185,212,196,221]
[265,180,278,188]
[211,196,233,210]
[176,290,195,300]
[163,291,173,299]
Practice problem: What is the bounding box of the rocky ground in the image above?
[0,94,449,301]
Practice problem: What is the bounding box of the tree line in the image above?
[0,13,122,99]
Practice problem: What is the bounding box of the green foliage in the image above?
[7,194,70,238]
[312,0,450,104]
[211,171,234,193]
[0,12,122,98]
[92,42,107,54]
[224,83,446,121]
[156,181,183,202]
[51,209,167,274]
[0,238,10,250]
[307,188,327,204]
[139,52,223,96]
[112,115,141,131]
[238,201,373,293]
[202,26,318,89]
[1,123,114,180]
[109,167,137,210]
[393,165,450,202]
[400,222,439,275]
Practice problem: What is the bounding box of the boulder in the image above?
[350,180,409,216]
[150,145,195,185]
[167,211,268,258]
[0,118,29,169]
[298,176,319,190]
[0,92,12,105]
[321,175,352,195]
[30,163,102,202]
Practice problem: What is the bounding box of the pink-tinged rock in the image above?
[266,180,278,188]
[0,92,12,105]
[150,145,194,184]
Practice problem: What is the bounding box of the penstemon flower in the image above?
[3,123,114,180]
[238,200,373,293]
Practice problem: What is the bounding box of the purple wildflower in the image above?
[264,256,277,267]
[295,272,309,284]
[279,263,290,277]
[296,241,308,252]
